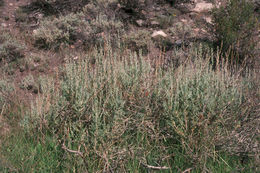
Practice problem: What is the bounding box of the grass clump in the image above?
[0,132,63,172]
[212,0,258,62]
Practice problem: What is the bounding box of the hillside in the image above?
[0,0,259,172]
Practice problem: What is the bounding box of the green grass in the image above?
[0,133,63,172]
[0,43,259,172]
[0,132,257,172]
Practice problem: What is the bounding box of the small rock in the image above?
[33,63,39,68]
[204,16,212,24]
[152,30,167,38]
[33,29,38,34]
[180,19,188,23]
[193,28,200,33]
[37,13,44,19]
[192,2,213,12]
[141,10,147,15]
[1,23,8,27]
[136,20,144,27]
[155,7,160,11]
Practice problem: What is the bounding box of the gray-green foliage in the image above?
[33,12,89,49]
[0,32,25,63]
[33,12,123,50]
[22,43,253,171]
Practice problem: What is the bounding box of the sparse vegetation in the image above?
[0,0,259,172]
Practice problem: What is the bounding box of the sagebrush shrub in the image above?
[33,13,88,49]
[0,32,25,63]
[212,0,258,61]
[33,13,123,50]
[122,30,151,55]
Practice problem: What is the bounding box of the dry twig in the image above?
[62,143,83,157]
[140,162,170,170]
